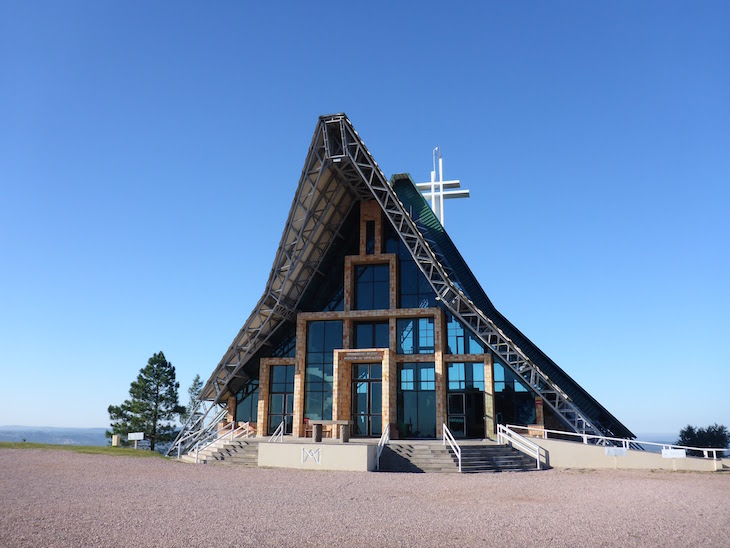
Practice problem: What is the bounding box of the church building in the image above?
[199,114,633,444]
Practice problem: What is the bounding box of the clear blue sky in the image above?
[1,2,728,436]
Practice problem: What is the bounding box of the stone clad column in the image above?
[293,317,307,437]
[382,349,397,432]
[256,361,271,437]
[484,353,495,439]
[434,308,446,437]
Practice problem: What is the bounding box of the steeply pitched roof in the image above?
[202,113,633,439]
[390,174,634,439]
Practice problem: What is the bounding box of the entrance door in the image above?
[352,363,382,437]
[448,391,485,438]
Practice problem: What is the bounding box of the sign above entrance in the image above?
[340,350,383,361]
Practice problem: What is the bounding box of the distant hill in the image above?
[0,426,108,446]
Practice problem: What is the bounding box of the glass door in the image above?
[352,363,382,437]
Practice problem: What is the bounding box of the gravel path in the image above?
[1,449,728,547]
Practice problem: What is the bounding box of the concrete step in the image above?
[380,443,540,473]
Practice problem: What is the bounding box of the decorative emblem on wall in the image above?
[302,447,321,464]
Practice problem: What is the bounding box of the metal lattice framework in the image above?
[319,115,604,437]
[186,114,608,452]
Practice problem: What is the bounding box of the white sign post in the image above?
[128,432,144,449]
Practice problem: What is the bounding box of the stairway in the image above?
[379,442,539,473]
[180,438,259,467]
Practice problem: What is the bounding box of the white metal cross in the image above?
[415,147,469,226]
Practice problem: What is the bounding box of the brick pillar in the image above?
[484,353,495,439]
[535,397,544,426]
[226,396,236,424]
[257,362,270,437]
[434,308,446,437]
[293,317,307,437]
[344,258,353,312]
[332,352,354,424]
[343,319,352,349]
[359,200,383,255]
[389,255,397,310]
[383,350,397,430]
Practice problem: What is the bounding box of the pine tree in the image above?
[107,351,183,451]
[179,373,204,425]
[677,423,729,456]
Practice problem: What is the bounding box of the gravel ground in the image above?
[0,449,728,547]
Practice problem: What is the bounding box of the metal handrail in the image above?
[268,419,285,443]
[442,423,462,473]
[497,424,542,470]
[189,421,251,462]
[506,424,726,460]
[173,406,228,458]
[376,423,391,471]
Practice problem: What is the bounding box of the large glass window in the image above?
[494,360,536,426]
[354,264,390,310]
[396,317,435,354]
[235,380,259,424]
[352,363,382,437]
[268,365,294,434]
[446,363,485,438]
[365,221,375,255]
[354,321,389,349]
[445,313,484,355]
[305,320,342,421]
[397,362,436,438]
[383,225,436,309]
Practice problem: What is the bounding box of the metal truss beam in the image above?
[322,114,606,438]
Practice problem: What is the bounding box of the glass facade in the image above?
[396,317,435,354]
[235,379,259,424]
[268,365,295,434]
[365,220,375,254]
[446,363,485,438]
[384,221,437,309]
[304,320,342,421]
[445,313,484,355]
[494,360,536,426]
[354,264,390,310]
[397,362,436,438]
[354,321,389,349]
[352,363,382,437]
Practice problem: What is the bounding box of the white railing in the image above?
[174,406,229,459]
[189,421,251,463]
[497,424,542,470]
[268,419,285,443]
[442,423,462,473]
[376,423,391,471]
[506,424,726,460]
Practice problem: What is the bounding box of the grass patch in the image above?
[0,441,165,458]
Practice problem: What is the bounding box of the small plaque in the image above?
[128,432,144,441]
[662,448,686,459]
[605,447,627,457]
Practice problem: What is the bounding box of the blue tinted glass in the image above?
[324,320,342,351]
[373,264,389,282]
[355,323,372,348]
[493,361,505,382]
[397,319,415,354]
[307,321,324,352]
[373,281,390,309]
[418,318,435,353]
[365,221,375,255]
[356,266,373,282]
[472,363,484,382]
[374,322,389,348]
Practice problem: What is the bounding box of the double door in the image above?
[352,363,382,437]
[447,391,485,438]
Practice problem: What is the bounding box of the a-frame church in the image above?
[196,113,633,449]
